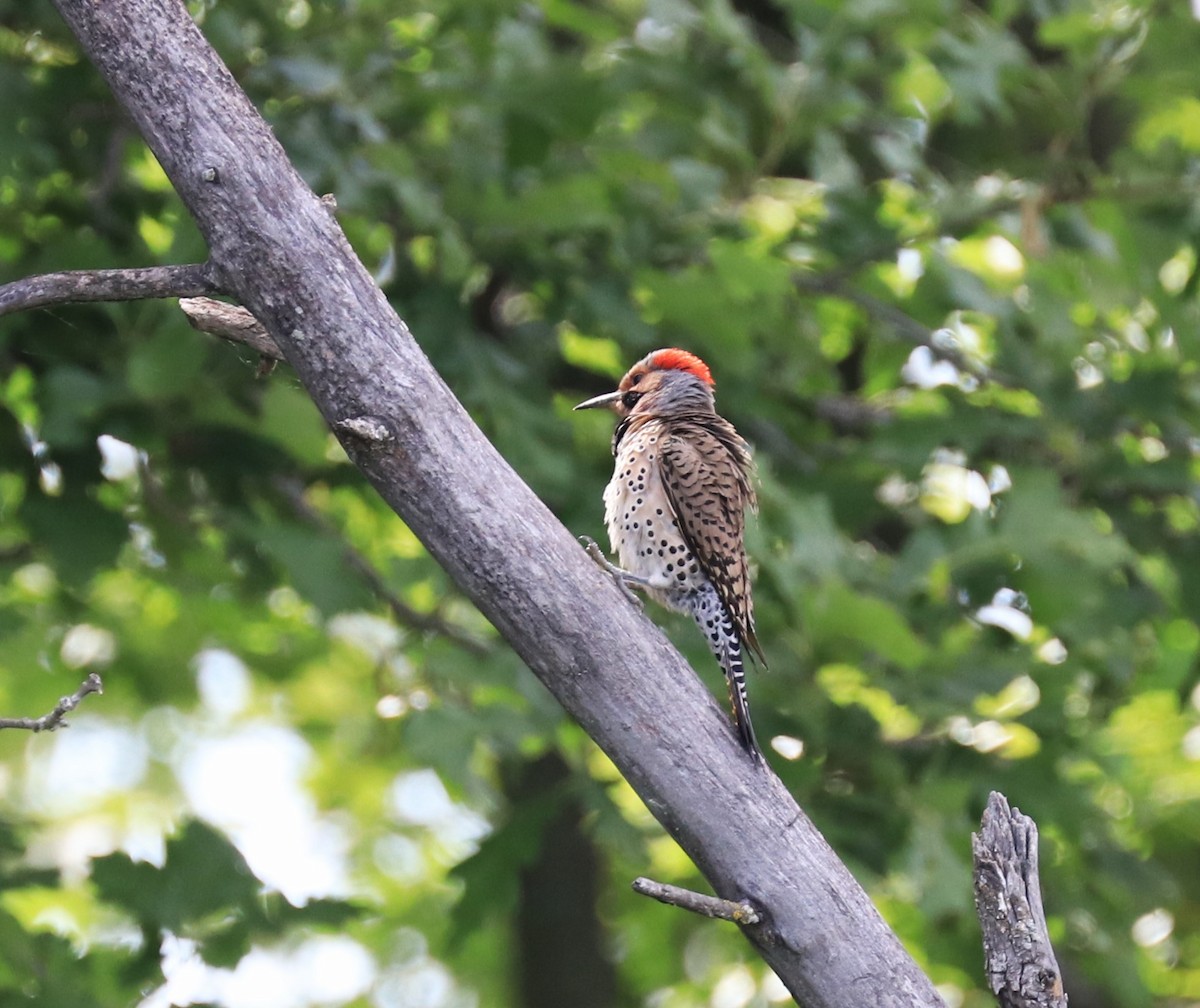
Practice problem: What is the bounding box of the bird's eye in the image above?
[629,372,643,386]
[622,390,643,409]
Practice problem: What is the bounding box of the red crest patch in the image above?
[648,348,715,386]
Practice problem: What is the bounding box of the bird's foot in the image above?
[580,535,608,568]
[579,536,644,609]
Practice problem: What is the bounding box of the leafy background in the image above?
[3,0,1200,1005]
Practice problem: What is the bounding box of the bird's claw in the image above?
[579,536,644,609]
[579,535,607,567]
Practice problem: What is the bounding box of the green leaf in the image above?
[803,582,929,672]
[91,820,258,933]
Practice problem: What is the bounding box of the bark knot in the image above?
[336,415,394,444]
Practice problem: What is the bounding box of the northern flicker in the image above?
[574,348,765,759]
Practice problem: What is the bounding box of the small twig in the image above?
[794,273,1009,386]
[972,792,1068,1008]
[813,393,892,433]
[273,477,492,656]
[794,273,1012,387]
[0,673,104,732]
[631,876,760,925]
[0,264,220,317]
[179,295,284,361]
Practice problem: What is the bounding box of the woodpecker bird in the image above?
[574,348,765,759]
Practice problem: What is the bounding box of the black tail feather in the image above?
[724,649,763,761]
[691,588,764,762]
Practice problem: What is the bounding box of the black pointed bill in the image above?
[573,390,623,411]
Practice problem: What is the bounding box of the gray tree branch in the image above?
[0,263,219,317]
[632,876,761,925]
[0,673,104,732]
[35,0,948,1003]
[973,792,1068,1008]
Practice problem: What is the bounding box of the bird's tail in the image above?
[723,642,762,760]
[692,589,763,761]
[713,616,761,761]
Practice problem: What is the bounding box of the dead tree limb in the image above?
[973,792,1068,1008]
[0,264,219,317]
[0,674,104,732]
[29,0,948,1003]
[632,876,761,925]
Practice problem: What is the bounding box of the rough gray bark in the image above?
[180,296,285,361]
[43,1,946,1004]
[0,263,217,315]
[973,793,1068,1008]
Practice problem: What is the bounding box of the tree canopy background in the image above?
[3,0,1200,1005]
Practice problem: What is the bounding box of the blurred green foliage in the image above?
[3,0,1200,1005]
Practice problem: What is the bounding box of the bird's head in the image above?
[573,348,716,419]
